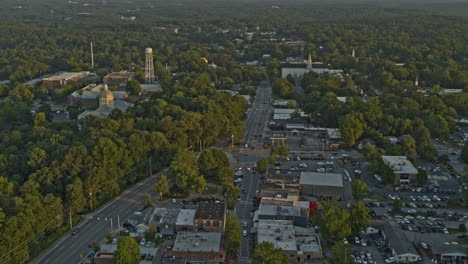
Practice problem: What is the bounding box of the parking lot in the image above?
[351,232,390,264]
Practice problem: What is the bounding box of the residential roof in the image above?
[383,222,419,256]
[176,209,195,226]
[172,232,222,253]
[382,156,418,175]
[194,202,225,221]
[151,208,180,225]
[299,172,344,188]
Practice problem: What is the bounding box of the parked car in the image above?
[242,230,247,237]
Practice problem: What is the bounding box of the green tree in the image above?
[322,200,352,242]
[461,142,468,164]
[417,169,428,186]
[125,80,141,95]
[458,223,466,233]
[391,200,402,215]
[330,241,354,264]
[113,237,140,264]
[350,202,370,235]
[253,242,288,264]
[27,147,47,170]
[256,159,268,174]
[352,178,368,200]
[225,213,242,257]
[9,85,34,103]
[153,175,170,199]
[339,113,365,147]
[169,150,206,193]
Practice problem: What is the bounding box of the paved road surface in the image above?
[235,81,272,261]
[34,172,163,264]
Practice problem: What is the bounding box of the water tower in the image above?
[144,48,155,84]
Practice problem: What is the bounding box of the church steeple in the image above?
[352,48,355,58]
[307,52,312,70]
[415,75,419,87]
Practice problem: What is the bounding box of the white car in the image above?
[443,228,449,234]
[354,237,360,244]
[112,238,118,244]
[416,215,425,220]
[385,257,395,263]
[343,238,348,244]
[242,230,248,237]
[361,240,367,246]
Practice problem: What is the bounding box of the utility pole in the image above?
[90,42,94,70]
[89,191,93,211]
[69,211,73,230]
[149,156,152,177]
[117,215,120,236]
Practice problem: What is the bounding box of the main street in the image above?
[34,173,163,264]
[235,80,272,261]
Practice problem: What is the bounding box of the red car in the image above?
[88,242,95,248]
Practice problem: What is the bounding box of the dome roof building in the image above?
[99,84,114,105]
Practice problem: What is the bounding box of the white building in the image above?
[281,53,329,78]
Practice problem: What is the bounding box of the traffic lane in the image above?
[39,178,158,264]
[44,192,147,264]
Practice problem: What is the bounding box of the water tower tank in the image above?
[145,48,153,53]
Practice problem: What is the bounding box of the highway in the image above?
[235,80,272,261]
[34,172,163,264]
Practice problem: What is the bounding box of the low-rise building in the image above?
[176,209,196,232]
[77,84,134,120]
[194,202,226,232]
[382,156,419,186]
[42,71,90,88]
[172,232,224,263]
[257,220,322,262]
[430,244,468,263]
[383,222,421,263]
[299,172,344,199]
[103,71,135,89]
[68,83,128,105]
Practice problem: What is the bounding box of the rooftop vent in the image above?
[193,243,200,247]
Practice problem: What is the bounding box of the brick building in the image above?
[193,202,226,232]
[171,232,224,264]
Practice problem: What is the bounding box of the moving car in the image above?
[242,230,247,237]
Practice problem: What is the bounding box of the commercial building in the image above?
[194,202,226,232]
[176,209,196,232]
[299,172,344,199]
[383,222,421,263]
[257,220,322,262]
[103,71,135,89]
[150,208,181,236]
[382,156,419,185]
[171,232,224,263]
[430,244,468,263]
[42,71,90,88]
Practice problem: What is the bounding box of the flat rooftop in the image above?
[172,232,222,253]
[176,209,195,226]
[194,202,225,220]
[257,220,321,254]
[299,172,343,188]
[43,71,88,81]
[382,156,418,174]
